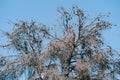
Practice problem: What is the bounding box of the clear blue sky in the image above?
[0,0,120,55]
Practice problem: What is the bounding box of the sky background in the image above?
[0,0,120,55]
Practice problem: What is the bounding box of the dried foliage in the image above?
[0,6,120,80]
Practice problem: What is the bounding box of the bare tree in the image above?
[0,6,120,80]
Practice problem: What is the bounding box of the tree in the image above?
[0,6,120,80]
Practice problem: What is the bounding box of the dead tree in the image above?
[0,6,120,80]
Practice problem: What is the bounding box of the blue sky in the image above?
[0,0,120,55]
